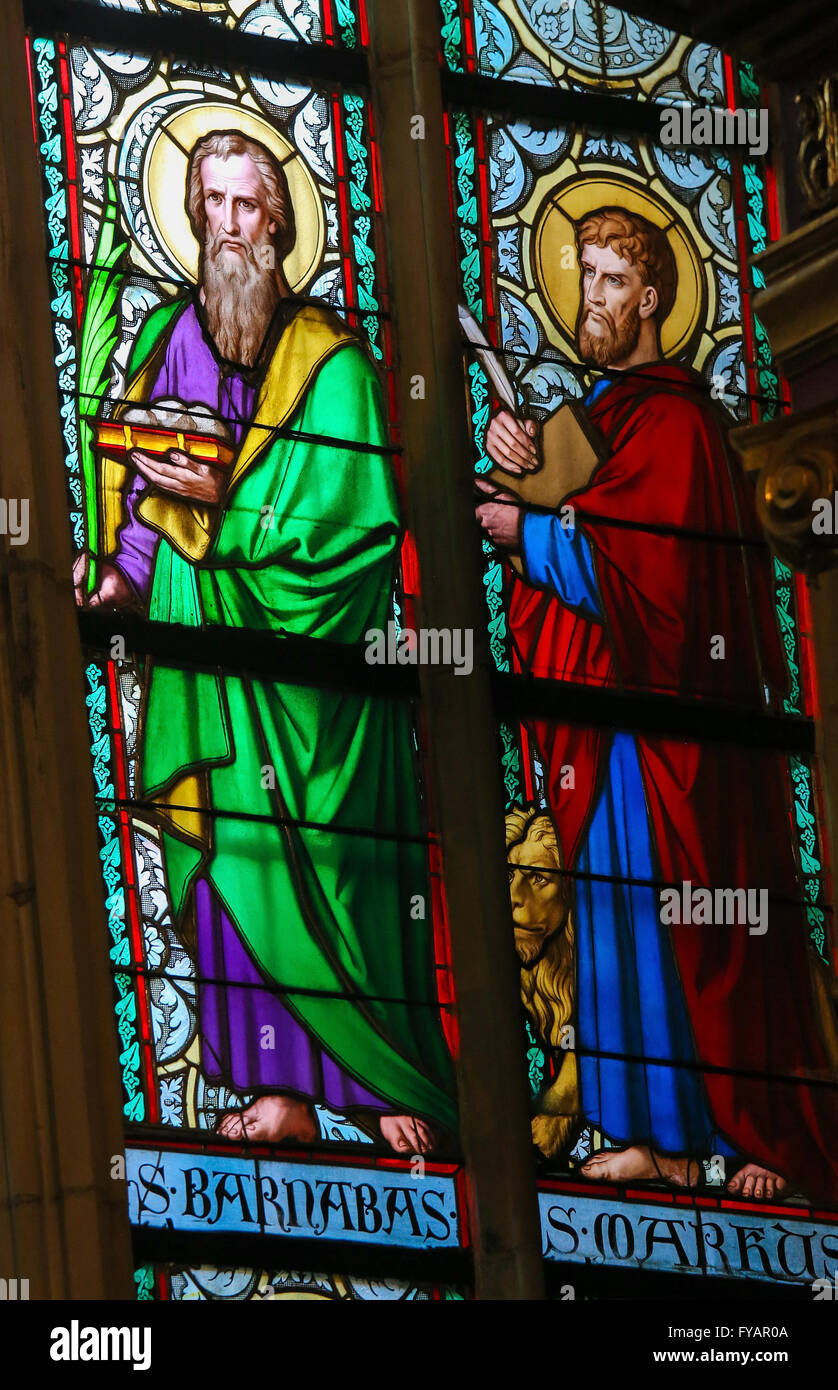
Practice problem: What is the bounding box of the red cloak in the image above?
[508,361,838,1201]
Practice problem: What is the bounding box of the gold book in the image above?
[487,400,608,576]
[94,421,235,468]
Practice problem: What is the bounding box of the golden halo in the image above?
[531,174,705,359]
[142,102,325,292]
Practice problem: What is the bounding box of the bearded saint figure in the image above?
[477,205,838,1202]
[75,129,456,1152]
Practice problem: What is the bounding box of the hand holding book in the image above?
[474,475,523,551]
[129,446,227,505]
[486,410,540,476]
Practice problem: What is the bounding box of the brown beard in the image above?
[201,227,281,368]
[577,302,641,368]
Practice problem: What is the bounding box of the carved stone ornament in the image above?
[797,76,838,216]
[729,404,838,573]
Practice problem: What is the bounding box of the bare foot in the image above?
[580,1144,701,1187]
[218,1094,317,1144]
[726,1163,787,1201]
[379,1115,437,1154]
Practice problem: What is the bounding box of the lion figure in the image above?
[506,804,580,1160]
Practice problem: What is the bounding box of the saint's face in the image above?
[508,834,568,964]
[200,152,277,261]
[578,241,646,347]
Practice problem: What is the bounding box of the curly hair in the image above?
[186,130,296,261]
[576,206,677,323]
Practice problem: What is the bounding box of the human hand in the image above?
[130,447,226,504]
[475,475,523,549]
[73,553,135,609]
[485,410,539,476]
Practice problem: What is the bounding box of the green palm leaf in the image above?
[78,177,128,588]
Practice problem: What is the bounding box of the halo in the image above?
[142,102,325,292]
[531,174,705,359]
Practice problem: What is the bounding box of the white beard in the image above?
[201,227,281,368]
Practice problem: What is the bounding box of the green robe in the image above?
[122,299,457,1130]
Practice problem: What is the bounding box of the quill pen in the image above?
[457,302,526,419]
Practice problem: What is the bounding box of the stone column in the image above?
[0,0,133,1298]
[367,0,545,1298]
[729,125,838,973]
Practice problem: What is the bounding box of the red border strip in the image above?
[58,43,84,328]
[125,1135,461,1180]
[538,1174,838,1223]
[357,0,369,49]
[461,0,477,72]
[106,660,160,1123]
[25,37,38,144]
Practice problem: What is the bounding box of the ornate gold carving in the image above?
[797,77,838,215]
[729,405,838,573]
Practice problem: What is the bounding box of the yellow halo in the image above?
[531,174,706,359]
[142,102,325,293]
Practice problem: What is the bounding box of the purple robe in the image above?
[115,302,387,1112]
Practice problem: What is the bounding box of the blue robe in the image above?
[521,380,734,1157]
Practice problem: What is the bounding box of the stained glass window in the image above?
[86,0,366,48]
[137,1264,465,1300]
[29,9,463,1286]
[441,0,838,1293]
[448,95,800,695]
[440,0,725,104]
[22,0,838,1305]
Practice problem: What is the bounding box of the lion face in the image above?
[506,806,579,1158]
[508,828,569,966]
